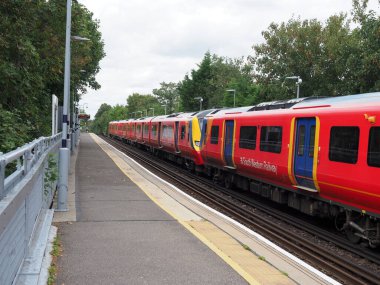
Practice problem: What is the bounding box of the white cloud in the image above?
[78,0,379,117]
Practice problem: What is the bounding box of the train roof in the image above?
[292,92,380,109]
[247,97,319,112]
[206,107,253,116]
[109,92,380,124]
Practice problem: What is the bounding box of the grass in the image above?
[280,270,289,277]
[47,235,61,285]
[242,244,251,251]
[258,255,266,261]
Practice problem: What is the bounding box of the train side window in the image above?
[368,127,380,167]
[153,125,157,137]
[143,124,149,136]
[181,125,186,140]
[210,126,219,145]
[329,127,359,164]
[260,126,282,153]
[308,125,316,157]
[297,125,305,156]
[239,126,257,150]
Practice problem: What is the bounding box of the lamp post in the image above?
[57,0,73,212]
[161,103,167,115]
[194,97,203,111]
[79,103,88,114]
[149,108,154,116]
[226,89,236,107]
[58,0,91,211]
[144,110,148,117]
[284,76,302,98]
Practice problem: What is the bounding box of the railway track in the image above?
[101,135,380,285]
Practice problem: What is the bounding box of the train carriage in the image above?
[107,92,380,246]
[149,115,168,149]
[108,121,118,138]
[199,92,380,246]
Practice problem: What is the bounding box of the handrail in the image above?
[0,133,62,199]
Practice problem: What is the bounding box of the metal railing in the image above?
[0,133,62,200]
[0,133,62,285]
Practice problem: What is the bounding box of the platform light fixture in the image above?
[194,97,203,111]
[284,76,302,98]
[161,100,168,115]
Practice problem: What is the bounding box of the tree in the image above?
[0,0,105,152]
[126,93,161,116]
[249,0,379,100]
[178,52,260,111]
[94,103,112,120]
[349,0,380,92]
[153,82,180,113]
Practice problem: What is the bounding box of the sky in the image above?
[78,0,379,118]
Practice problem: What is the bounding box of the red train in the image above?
[109,92,380,247]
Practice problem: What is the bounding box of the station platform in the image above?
[53,133,338,285]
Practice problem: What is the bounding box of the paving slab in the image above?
[92,134,338,285]
[55,133,247,285]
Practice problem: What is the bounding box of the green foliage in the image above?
[90,0,378,134]
[153,82,180,113]
[178,52,260,111]
[350,0,380,92]
[250,1,379,99]
[0,106,30,153]
[48,235,61,285]
[91,103,112,135]
[0,0,105,153]
[44,153,58,197]
[126,93,161,115]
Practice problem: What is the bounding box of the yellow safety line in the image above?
[90,134,261,285]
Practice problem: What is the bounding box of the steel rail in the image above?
[102,136,380,285]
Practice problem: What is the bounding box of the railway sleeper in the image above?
[111,137,380,248]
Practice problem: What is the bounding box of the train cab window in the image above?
[239,126,257,150]
[210,126,219,145]
[180,125,186,140]
[297,125,305,156]
[260,126,282,153]
[368,127,380,167]
[329,127,359,164]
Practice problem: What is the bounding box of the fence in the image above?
[0,133,61,285]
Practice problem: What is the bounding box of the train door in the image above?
[224,120,235,168]
[174,121,180,153]
[158,122,162,147]
[294,118,317,190]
